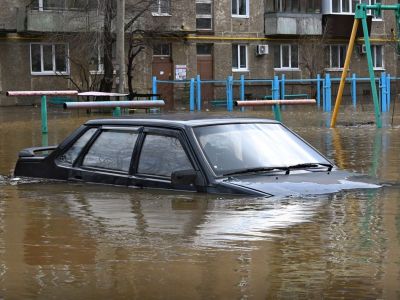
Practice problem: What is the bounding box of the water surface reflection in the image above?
[1,107,400,298]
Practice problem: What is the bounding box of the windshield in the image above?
[193,123,330,176]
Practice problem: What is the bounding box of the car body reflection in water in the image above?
[20,183,331,250]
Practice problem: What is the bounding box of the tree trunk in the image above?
[100,0,114,93]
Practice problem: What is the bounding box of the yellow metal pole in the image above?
[330,18,360,128]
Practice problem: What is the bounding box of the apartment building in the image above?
[0,0,397,107]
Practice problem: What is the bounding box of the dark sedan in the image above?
[14,118,379,197]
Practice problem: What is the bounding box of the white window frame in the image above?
[327,44,347,70]
[196,0,213,31]
[232,0,249,18]
[372,45,384,70]
[232,44,248,72]
[30,43,70,75]
[274,44,299,70]
[89,43,104,75]
[152,0,171,16]
[37,0,66,11]
[330,0,379,15]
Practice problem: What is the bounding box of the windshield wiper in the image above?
[222,167,287,177]
[284,163,333,174]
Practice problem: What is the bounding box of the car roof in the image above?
[85,116,279,128]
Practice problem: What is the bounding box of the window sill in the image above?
[373,67,385,71]
[325,68,345,72]
[152,12,171,17]
[89,70,105,75]
[232,14,249,19]
[232,68,249,72]
[274,68,300,71]
[31,72,69,76]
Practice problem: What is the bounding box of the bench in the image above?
[210,99,227,107]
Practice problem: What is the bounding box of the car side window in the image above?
[137,134,193,177]
[82,130,138,173]
[57,128,97,165]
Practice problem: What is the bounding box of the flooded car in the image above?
[14,118,379,197]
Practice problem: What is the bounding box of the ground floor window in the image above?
[232,44,248,71]
[372,45,384,69]
[30,43,69,75]
[274,44,298,70]
[328,44,347,69]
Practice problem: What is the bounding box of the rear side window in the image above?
[137,134,193,177]
[82,130,138,172]
[57,128,97,165]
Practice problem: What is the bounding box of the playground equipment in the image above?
[6,90,79,133]
[6,90,164,134]
[64,100,165,109]
[331,3,400,128]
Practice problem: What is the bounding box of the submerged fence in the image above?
[152,73,395,113]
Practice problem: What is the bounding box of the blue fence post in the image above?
[352,73,357,108]
[281,74,286,100]
[272,75,282,121]
[240,75,245,112]
[196,75,201,111]
[381,72,387,112]
[317,74,321,109]
[387,73,391,111]
[189,78,195,112]
[227,76,234,112]
[324,73,331,112]
[152,76,157,100]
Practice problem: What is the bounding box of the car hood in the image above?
[219,170,381,197]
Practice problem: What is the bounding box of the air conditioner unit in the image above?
[256,44,269,55]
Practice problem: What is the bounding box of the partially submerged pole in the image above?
[64,100,165,109]
[235,99,316,107]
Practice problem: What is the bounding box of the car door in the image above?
[130,127,201,191]
[70,126,141,186]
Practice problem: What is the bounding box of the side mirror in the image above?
[171,169,198,186]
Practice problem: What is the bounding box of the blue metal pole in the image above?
[152,76,157,100]
[381,72,387,112]
[325,73,331,112]
[317,74,321,108]
[227,76,234,112]
[196,75,201,111]
[240,75,245,112]
[352,73,357,108]
[41,95,48,134]
[189,78,195,112]
[387,73,391,110]
[281,74,286,99]
[272,75,282,121]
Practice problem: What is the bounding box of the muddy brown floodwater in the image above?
[0,106,400,299]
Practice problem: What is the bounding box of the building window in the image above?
[90,43,104,74]
[372,45,384,69]
[30,43,69,75]
[197,44,213,55]
[274,0,300,13]
[274,44,298,69]
[232,44,248,71]
[331,0,381,14]
[196,0,213,30]
[152,0,171,16]
[232,0,249,17]
[153,44,171,56]
[328,45,347,69]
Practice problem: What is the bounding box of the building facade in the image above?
[0,0,397,107]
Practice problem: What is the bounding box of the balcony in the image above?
[16,8,103,33]
[265,13,322,36]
